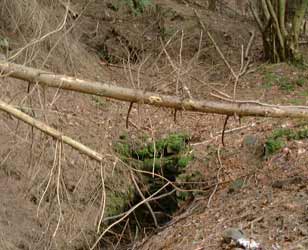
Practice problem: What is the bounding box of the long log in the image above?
[1,61,308,118]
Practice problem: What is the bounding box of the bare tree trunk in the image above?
[1,61,308,119]
[288,0,308,61]
[250,0,308,63]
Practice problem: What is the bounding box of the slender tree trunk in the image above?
[251,0,308,63]
[288,0,308,62]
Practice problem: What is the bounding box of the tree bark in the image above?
[1,61,308,118]
[252,0,308,63]
[288,0,308,62]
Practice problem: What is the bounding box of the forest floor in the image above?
[0,1,307,250]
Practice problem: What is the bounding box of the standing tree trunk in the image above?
[250,0,308,63]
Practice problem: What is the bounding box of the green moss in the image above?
[142,156,176,172]
[279,78,295,91]
[289,128,308,140]
[271,128,292,139]
[176,171,204,202]
[178,155,193,169]
[289,98,305,105]
[265,126,308,155]
[112,132,194,226]
[262,72,279,88]
[116,133,189,161]
[147,133,188,157]
[300,90,308,97]
[132,146,151,160]
[121,0,152,15]
[114,142,131,158]
[262,72,300,92]
[106,191,132,217]
[295,78,306,86]
[265,138,284,155]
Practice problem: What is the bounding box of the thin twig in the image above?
[191,76,231,98]
[221,115,230,146]
[0,98,105,162]
[114,218,130,250]
[191,122,256,146]
[194,9,237,79]
[126,102,134,129]
[245,30,256,59]
[37,140,59,216]
[9,4,69,61]
[130,170,159,228]
[96,162,106,233]
[53,140,64,238]
[90,183,170,250]
[207,146,223,208]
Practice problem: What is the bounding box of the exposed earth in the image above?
[0,1,307,250]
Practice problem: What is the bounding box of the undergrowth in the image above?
[262,71,307,92]
[265,126,308,155]
[113,133,203,226]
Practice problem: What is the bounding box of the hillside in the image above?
[0,1,307,250]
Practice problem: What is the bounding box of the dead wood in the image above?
[1,61,308,119]
[0,98,104,162]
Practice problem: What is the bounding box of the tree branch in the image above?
[278,0,288,37]
[0,98,104,162]
[249,0,264,32]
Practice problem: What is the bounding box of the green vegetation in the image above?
[91,96,108,108]
[113,133,202,226]
[262,72,279,88]
[106,0,152,14]
[122,0,152,15]
[289,98,306,105]
[265,138,285,155]
[262,71,307,92]
[176,171,203,203]
[265,126,308,155]
[115,133,190,167]
[115,133,193,178]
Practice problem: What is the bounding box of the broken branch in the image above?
[0,98,104,162]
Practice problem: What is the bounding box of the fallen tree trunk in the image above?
[1,61,308,118]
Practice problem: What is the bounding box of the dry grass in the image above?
[0,0,101,75]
